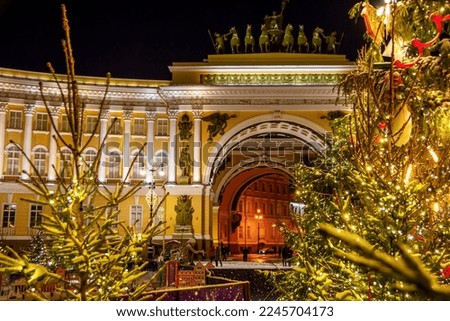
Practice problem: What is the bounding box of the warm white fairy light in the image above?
[403,164,413,184]
[427,146,439,163]
[432,202,439,212]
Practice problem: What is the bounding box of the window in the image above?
[270,203,274,216]
[30,204,43,227]
[130,205,143,229]
[107,204,119,229]
[110,118,121,135]
[61,115,70,132]
[86,116,98,133]
[153,151,168,180]
[6,145,20,175]
[2,203,16,228]
[157,118,168,136]
[33,147,47,176]
[9,111,22,129]
[36,113,49,131]
[271,225,277,240]
[131,152,145,179]
[238,226,243,239]
[107,150,121,178]
[133,118,145,135]
[85,149,97,168]
[154,151,168,166]
[59,149,72,177]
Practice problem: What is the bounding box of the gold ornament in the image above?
[391,104,412,147]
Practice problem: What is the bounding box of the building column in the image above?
[167,108,178,184]
[122,110,133,183]
[21,104,35,180]
[0,102,8,181]
[192,109,203,184]
[145,111,156,184]
[97,109,110,183]
[47,106,60,182]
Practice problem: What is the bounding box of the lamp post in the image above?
[142,163,165,255]
[255,209,263,254]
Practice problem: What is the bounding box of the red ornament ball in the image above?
[442,266,450,279]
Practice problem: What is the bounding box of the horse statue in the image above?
[259,24,270,52]
[229,27,240,54]
[297,25,309,53]
[281,23,294,52]
[312,27,325,53]
[244,24,255,53]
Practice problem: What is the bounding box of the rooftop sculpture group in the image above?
[209,0,342,54]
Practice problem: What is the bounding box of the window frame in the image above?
[130,204,143,229]
[29,204,43,228]
[2,203,16,228]
[9,110,22,129]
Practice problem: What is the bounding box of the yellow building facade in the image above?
[0,53,354,253]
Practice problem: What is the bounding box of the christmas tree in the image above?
[268,0,450,300]
[24,231,62,268]
[0,5,166,300]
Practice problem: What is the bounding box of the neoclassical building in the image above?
[0,53,354,253]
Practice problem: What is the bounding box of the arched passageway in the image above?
[205,113,328,253]
[217,167,294,254]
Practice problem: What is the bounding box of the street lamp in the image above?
[141,164,164,221]
[255,209,263,254]
[141,162,165,256]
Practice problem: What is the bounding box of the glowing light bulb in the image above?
[404,164,413,184]
[427,146,439,163]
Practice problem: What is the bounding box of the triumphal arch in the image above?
[0,51,353,254]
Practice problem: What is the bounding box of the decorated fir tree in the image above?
[0,5,166,300]
[268,0,450,300]
[24,231,62,268]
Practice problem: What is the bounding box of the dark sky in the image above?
[0,0,365,80]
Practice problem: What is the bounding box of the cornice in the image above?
[0,67,350,111]
[157,85,346,110]
[0,73,167,109]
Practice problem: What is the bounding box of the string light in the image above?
[427,146,439,163]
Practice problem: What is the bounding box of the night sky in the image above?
[0,0,365,80]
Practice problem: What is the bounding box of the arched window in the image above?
[131,150,145,179]
[108,150,121,179]
[6,145,20,175]
[59,149,72,177]
[33,147,47,176]
[154,150,168,180]
[85,149,97,167]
